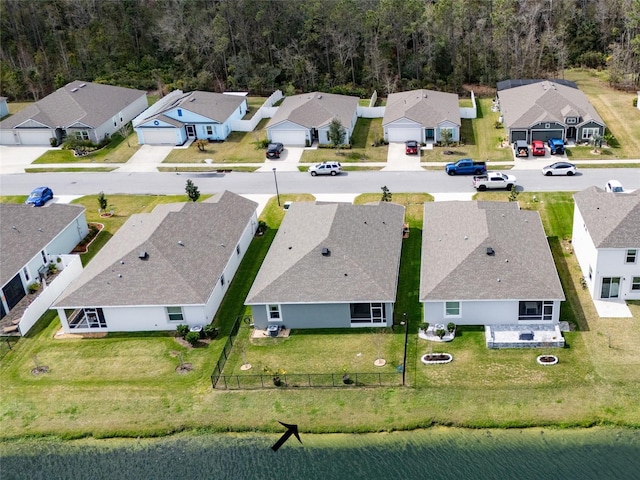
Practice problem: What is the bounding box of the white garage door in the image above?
[269,130,306,146]
[0,130,19,145]
[387,127,422,143]
[17,129,52,145]
[140,128,178,145]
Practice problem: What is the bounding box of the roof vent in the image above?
[486,247,495,256]
[79,83,86,88]
[318,95,322,99]
[321,247,330,257]
[118,274,123,278]
[178,241,184,246]
[71,88,78,92]
[190,97,196,102]
[138,251,148,260]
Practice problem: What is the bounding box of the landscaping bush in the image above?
[253,138,270,149]
[27,282,40,294]
[436,328,446,339]
[185,331,200,346]
[317,143,351,149]
[633,97,638,107]
[203,324,218,339]
[176,324,189,338]
[49,137,58,147]
[447,322,456,333]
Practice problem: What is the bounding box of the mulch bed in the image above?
[72,223,104,254]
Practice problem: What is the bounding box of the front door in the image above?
[425,129,435,141]
[186,125,196,137]
[371,303,384,323]
[601,277,621,299]
[566,127,576,141]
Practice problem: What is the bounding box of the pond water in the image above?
[2,427,639,479]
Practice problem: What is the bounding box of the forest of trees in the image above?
[1,0,639,101]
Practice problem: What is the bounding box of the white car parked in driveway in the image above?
[308,161,342,176]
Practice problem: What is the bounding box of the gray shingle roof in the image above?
[136,91,246,125]
[574,186,640,248]
[246,202,405,304]
[498,80,604,129]
[54,191,257,308]
[266,92,358,129]
[382,89,460,127]
[0,81,146,129]
[0,203,86,286]
[420,201,564,301]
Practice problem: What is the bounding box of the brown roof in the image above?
[383,89,460,127]
[267,92,358,129]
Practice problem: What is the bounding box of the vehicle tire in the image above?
[478,185,487,191]
[449,170,455,176]
[545,171,553,176]
[506,184,513,191]
[310,171,317,176]
[330,171,337,176]
[567,171,574,176]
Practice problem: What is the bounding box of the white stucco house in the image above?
[420,201,565,346]
[53,191,258,333]
[382,89,461,143]
[572,186,640,302]
[132,90,248,145]
[0,203,88,334]
[246,201,405,330]
[266,92,359,146]
[0,81,147,146]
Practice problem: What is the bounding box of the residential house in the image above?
[420,201,565,328]
[133,90,248,145]
[53,191,257,333]
[0,81,147,146]
[246,201,405,330]
[497,79,605,144]
[382,89,461,143]
[572,186,640,301]
[266,92,359,146]
[0,97,8,119]
[0,203,88,330]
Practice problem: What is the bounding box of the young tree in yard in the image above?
[328,118,346,149]
[117,122,133,147]
[185,179,200,202]
[591,133,603,154]
[440,129,453,146]
[195,139,208,152]
[97,191,108,212]
[508,185,519,202]
[381,186,392,202]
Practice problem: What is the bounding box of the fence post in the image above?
[308,374,311,387]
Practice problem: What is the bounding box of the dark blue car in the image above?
[547,138,565,155]
[25,186,54,206]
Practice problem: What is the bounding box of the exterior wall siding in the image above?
[571,204,599,298]
[424,299,561,325]
[595,248,640,300]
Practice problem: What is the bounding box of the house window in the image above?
[445,301,460,317]
[268,304,281,321]
[177,109,183,117]
[166,306,184,322]
[68,308,107,329]
[581,127,599,140]
[22,266,30,282]
[632,277,640,291]
[206,126,213,135]
[350,303,385,323]
[236,244,241,255]
[518,301,553,321]
[566,117,577,124]
[74,131,89,141]
[545,123,551,129]
[625,249,637,264]
[220,274,225,286]
[588,266,593,280]
[41,250,47,263]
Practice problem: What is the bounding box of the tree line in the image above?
[1,0,638,101]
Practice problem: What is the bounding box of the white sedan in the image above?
[541,162,577,176]
[604,180,625,193]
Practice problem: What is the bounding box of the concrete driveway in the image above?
[0,146,51,174]
[257,146,304,172]
[115,145,173,172]
[382,142,423,171]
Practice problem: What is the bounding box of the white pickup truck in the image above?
[472,171,517,191]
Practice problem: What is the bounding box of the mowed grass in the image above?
[565,68,640,159]
[301,118,388,164]
[33,133,139,164]
[163,118,270,164]
[420,98,513,163]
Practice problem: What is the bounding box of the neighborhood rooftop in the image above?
[246,201,405,305]
[0,203,86,286]
[54,191,257,308]
[574,186,640,248]
[383,89,460,127]
[266,91,358,129]
[420,201,565,301]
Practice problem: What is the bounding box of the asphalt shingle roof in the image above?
[136,91,246,125]
[266,92,358,129]
[382,89,460,127]
[54,191,257,308]
[574,186,640,248]
[0,81,146,129]
[0,203,86,286]
[498,80,604,129]
[420,201,564,301]
[246,201,405,304]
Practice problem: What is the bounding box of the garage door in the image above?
[140,128,178,145]
[269,130,306,146]
[387,128,421,143]
[17,129,51,145]
[510,130,527,143]
[0,130,19,145]
[531,130,563,142]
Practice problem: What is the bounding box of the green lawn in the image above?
[25,167,117,173]
[32,133,139,164]
[163,118,270,164]
[301,118,388,164]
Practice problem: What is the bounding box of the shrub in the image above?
[203,324,218,339]
[28,282,40,293]
[436,328,446,339]
[176,324,190,338]
[49,137,58,147]
[185,331,200,346]
[447,322,456,333]
[97,192,108,211]
[254,138,270,149]
[633,97,638,107]
[421,322,430,332]
[47,263,58,274]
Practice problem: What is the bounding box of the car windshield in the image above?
[28,192,42,199]
[612,186,624,192]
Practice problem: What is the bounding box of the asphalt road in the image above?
[1,168,639,196]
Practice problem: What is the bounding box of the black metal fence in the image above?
[0,335,19,361]
[210,316,241,389]
[214,371,402,390]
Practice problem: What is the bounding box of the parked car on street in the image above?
[472,172,517,191]
[513,140,529,157]
[547,138,565,155]
[309,161,342,176]
[405,140,419,155]
[25,186,54,207]
[266,143,284,159]
[445,159,487,175]
[604,180,625,193]
[531,140,546,156]
[541,162,576,176]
